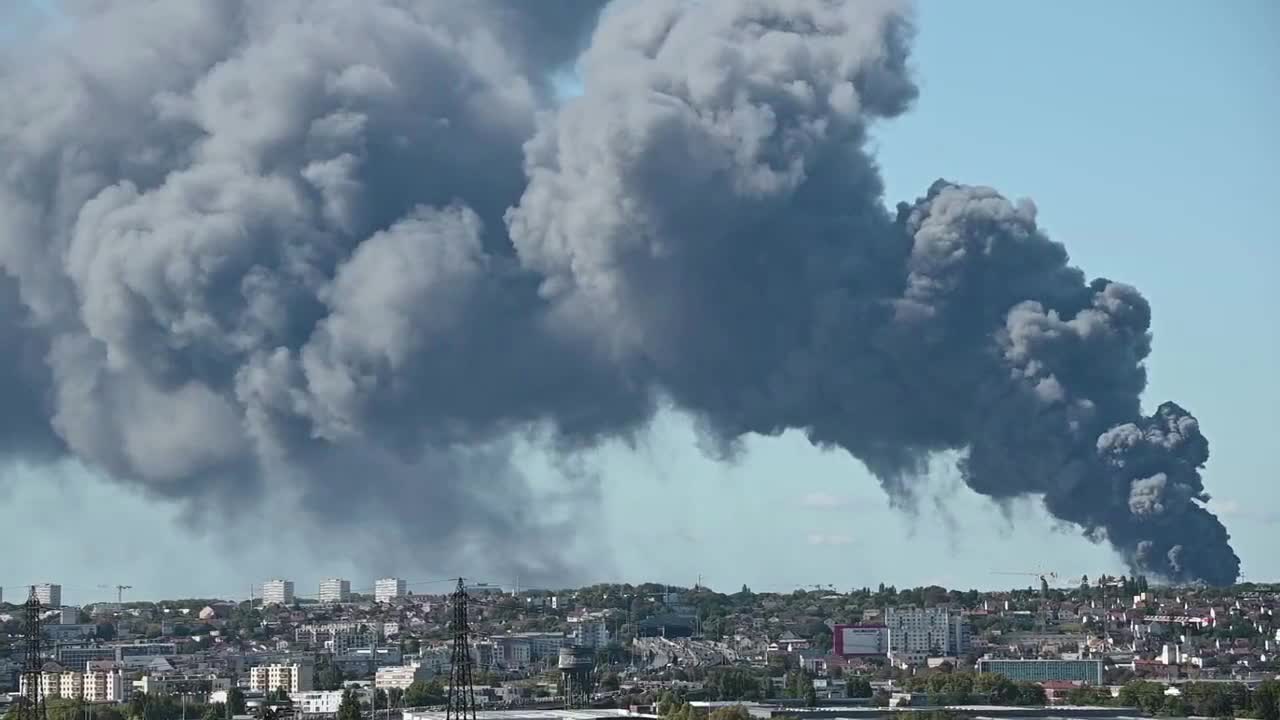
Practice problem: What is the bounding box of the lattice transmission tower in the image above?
[445,578,478,720]
[17,587,48,720]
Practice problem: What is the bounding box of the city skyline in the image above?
[0,1,1276,598]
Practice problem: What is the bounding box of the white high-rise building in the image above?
[292,689,371,716]
[375,578,406,603]
[319,578,351,603]
[568,617,611,649]
[883,607,969,660]
[249,662,314,693]
[262,580,295,606]
[83,663,129,702]
[20,670,83,701]
[34,583,62,607]
[375,662,432,691]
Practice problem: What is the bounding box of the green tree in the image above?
[1118,681,1167,715]
[657,692,677,717]
[708,668,762,701]
[600,673,621,692]
[1182,682,1243,718]
[846,677,873,698]
[1014,682,1046,706]
[337,690,362,720]
[707,706,751,720]
[1253,680,1280,720]
[46,698,85,720]
[974,673,1018,704]
[130,691,151,720]
[228,687,247,715]
[403,679,445,708]
[317,660,345,691]
[1160,695,1189,717]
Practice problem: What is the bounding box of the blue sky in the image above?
[1,0,1276,605]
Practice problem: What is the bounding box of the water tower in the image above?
[558,645,594,708]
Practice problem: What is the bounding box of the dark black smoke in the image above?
[0,0,1239,584]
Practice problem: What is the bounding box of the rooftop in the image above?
[405,712,659,720]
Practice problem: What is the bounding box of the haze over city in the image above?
[0,0,1277,607]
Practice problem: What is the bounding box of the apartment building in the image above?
[262,580,295,606]
[296,622,384,653]
[138,672,232,699]
[34,583,62,607]
[884,607,970,661]
[374,662,432,691]
[292,688,371,716]
[568,617,611,649]
[248,663,314,694]
[318,579,351,604]
[83,663,129,702]
[503,632,566,659]
[416,647,452,675]
[374,578,406,604]
[19,670,88,701]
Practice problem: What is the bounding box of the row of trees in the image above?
[1114,679,1280,719]
[0,690,246,720]
[701,666,1041,708]
[897,671,1046,706]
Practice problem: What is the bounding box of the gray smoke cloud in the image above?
[0,0,1239,585]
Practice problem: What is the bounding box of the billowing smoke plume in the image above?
[0,0,1239,584]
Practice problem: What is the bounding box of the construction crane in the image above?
[993,570,1062,600]
[96,583,133,603]
[993,570,1059,584]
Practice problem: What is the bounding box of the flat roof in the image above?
[405,712,660,720]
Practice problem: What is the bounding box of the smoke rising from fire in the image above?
[0,0,1239,584]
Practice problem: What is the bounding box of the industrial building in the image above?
[976,657,1104,685]
[55,642,177,672]
[404,712,658,720]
